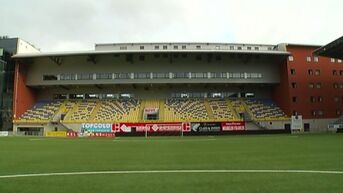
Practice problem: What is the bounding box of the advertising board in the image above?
[221,121,246,131]
[81,123,113,133]
[114,122,189,133]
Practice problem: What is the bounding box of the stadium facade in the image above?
[0,37,39,131]
[7,38,343,136]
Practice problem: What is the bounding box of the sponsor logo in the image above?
[81,123,113,133]
[117,123,184,133]
[221,122,245,131]
[144,108,159,114]
[191,122,221,132]
[46,131,67,137]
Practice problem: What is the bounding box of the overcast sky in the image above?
[1,0,342,52]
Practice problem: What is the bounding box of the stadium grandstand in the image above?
[8,39,343,136]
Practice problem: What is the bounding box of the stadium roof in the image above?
[12,42,290,59]
[313,36,343,59]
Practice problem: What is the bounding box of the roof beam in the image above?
[87,55,97,64]
[49,56,62,65]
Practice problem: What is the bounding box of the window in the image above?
[310,96,316,103]
[306,56,311,62]
[103,94,116,99]
[340,70,343,76]
[96,73,112,80]
[140,46,144,50]
[182,45,187,49]
[229,46,234,50]
[334,96,340,102]
[331,58,335,63]
[308,69,313,75]
[154,45,159,50]
[85,94,99,99]
[337,109,341,116]
[211,93,224,98]
[315,69,320,76]
[43,75,58,81]
[290,69,296,75]
[291,82,297,88]
[134,72,150,79]
[237,46,242,50]
[210,72,227,78]
[318,96,323,102]
[191,72,207,79]
[292,96,297,103]
[288,56,294,61]
[314,57,319,62]
[309,83,314,88]
[69,94,84,99]
[60,73,76,80]
[231,73,244,79]
[120,46,127,50]
[120,93,133,98]
[173,72,189,79]
[316,83,321,89]
[152,72,169,79]
[53,94,67,99]
[333,70,338,75]
[247,47,252,50]
[250,73,262,78]
[77,73,93,80]
[311,110,323,117]
[163,45,168,50]
[318,110,324,116]
[173,45,178,49]
[255,47,259,50]
[338,59,342,63]
[196,45,201,49]
[334,83,339,89]
[115,73,131,79]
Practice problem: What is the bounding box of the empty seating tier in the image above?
[15,98,289,123]
[208,99,236,121]
[165,98,210,121]
[244,99,288,121]
[18,101,62,122]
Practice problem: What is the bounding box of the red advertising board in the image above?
[66,131,79,137]
[221,121,245,131]
[114,122,191,133]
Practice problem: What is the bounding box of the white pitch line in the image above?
[1,169,343,179]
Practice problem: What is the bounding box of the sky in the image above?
[0,0,342,52]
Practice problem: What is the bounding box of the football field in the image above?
[0,134,343,193]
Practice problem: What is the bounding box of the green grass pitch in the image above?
[0,134,343,193]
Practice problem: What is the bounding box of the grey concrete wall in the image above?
[25,53,282,86]
[35,84,274,100]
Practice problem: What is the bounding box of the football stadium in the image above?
[0,36,343,192]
